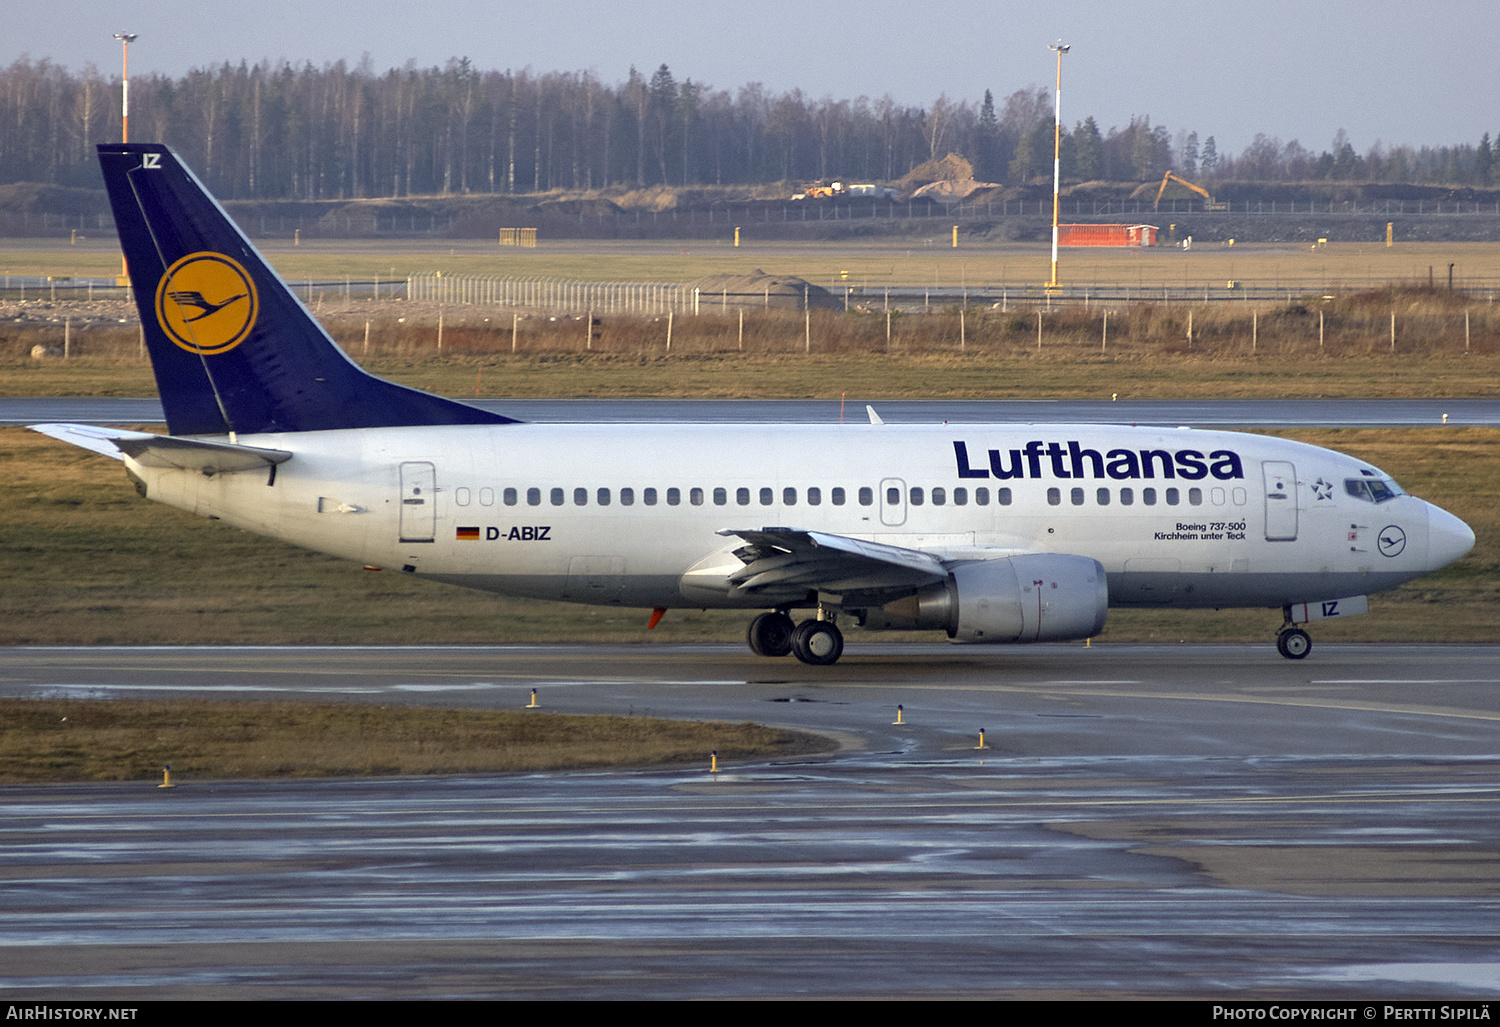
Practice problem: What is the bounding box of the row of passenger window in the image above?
[453,485,1020,508]
[450,485,1002,509]
[453,484,1248,509]
[454,485,870,508]
[903,486,1011,506]
[1047,485,1249,507]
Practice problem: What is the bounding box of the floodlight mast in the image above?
[1048,41,1069,291]
[113,33,137,143]
[113,33,138,286]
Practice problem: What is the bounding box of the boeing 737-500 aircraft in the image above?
[33,144,1475,665]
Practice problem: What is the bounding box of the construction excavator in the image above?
[1153,171,1227,211]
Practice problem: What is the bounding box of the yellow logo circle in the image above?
[155,252,258,355]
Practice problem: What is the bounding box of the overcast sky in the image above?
[7,0,1493,157]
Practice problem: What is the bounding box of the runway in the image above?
[3,644,1500,998]
[6,396,1500,426]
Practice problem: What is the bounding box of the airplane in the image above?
[32,143,1475,666]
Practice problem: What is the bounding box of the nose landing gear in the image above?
[1276,626,1312,660]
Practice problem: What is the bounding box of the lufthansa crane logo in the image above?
[1377,525,1407,558]
[155,252,258,355]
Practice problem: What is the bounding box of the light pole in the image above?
[1047,40,1069,291]
[114,33,137,143]
[113,33,137,286]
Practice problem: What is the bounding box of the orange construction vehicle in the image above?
[792,179,846,200]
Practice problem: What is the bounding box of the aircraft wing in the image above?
[715,527,949,598]
[31,423,291,475]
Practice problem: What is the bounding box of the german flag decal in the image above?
[456,526,480,541]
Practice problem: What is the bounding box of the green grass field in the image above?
[0,699,825,783]
[8,350,1499,402]
[6,237,1500,291]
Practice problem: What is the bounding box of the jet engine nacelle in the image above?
[949,553,1108,643]
[870,553,1108,643]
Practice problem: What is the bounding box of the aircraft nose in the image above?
[1427,503,1475,570]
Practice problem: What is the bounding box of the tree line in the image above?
[1,55,1494,201]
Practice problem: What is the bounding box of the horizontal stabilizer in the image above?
[29,422,143,460]
[31,423,290,475]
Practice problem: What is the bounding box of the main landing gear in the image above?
[746,611,794,657]
[747,611,844,666]
[1276,626,1312,660]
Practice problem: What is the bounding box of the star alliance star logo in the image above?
[1312,478,1334,500]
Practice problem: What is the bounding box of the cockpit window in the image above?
[1345,477,1403,503]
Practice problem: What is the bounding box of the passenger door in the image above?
[399,461,436,542]
[1262,461,1298,541]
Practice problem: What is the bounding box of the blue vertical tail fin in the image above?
[98,143,516,436]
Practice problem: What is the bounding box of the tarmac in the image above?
[3,642,1499,999]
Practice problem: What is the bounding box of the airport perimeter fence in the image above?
[952,198,1500,218]
[403,273,1500,314]
[0,275,133,304]
[5,272,1500,312]
[406,274,690,314]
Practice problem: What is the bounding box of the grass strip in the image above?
[8,350,1500,402]
[0,698,827,783]
[3,285,1498,400]
[8,239,1500,290]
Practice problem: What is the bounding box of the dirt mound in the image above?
[0,298,139,326]
[897,153,976,192]
[689,269,840,310]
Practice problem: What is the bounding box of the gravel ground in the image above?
[1,298,140,326]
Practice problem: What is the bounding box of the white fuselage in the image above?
[129,422,1472,613]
